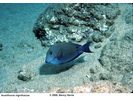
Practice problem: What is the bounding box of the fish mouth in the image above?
[45,60,48,63]
[45,56,56,64]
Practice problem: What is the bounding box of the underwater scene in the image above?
[0,3,133,93]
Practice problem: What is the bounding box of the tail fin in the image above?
[78,42,93,53]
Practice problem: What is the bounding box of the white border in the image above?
[0,93,133,97]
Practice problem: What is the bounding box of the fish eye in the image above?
[49,51,52,55]
[76,46,78,48]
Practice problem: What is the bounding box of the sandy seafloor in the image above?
[0,3,132,93]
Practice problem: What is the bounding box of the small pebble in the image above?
[94,43,102,49]
[0,43,3,47]
[0,43,3,51]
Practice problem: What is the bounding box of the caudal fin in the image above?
[78,42,93,53]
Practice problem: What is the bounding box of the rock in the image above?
[99,73,112,80]
[0,43,3,51]
[94,43,102,49]
[33,3,120,46]
[125,12,133,24]
[92,31,105,43]
[0,43,3,47]
[18,72,31,81]
[90,66,100,74]
[18,65,32,81]
[99,40,133,73]
[123,30,133,42]
[121,72,133,88]
[99,39,133,85]
[90,75,99,81]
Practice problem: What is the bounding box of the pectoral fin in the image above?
[57,48,63,60]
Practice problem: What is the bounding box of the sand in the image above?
[0,3,52,92]
[0,3,132,93]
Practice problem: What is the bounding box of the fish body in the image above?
[45,42,92,65]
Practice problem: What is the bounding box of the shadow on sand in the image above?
[39,56,85,75]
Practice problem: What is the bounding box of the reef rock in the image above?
[33,3,120,46]
[99,40,133,73]
[99,38,133,87]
